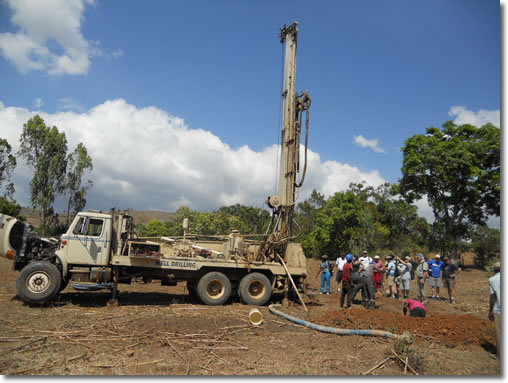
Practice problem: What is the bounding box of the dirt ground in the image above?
[0,254,500,376]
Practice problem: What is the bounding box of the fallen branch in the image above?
[67,351,89,363]
[166,337,183,359]
[210,351,229,364]
[4,336,47,352]
[391,349,419,375]
[362,356,393,375]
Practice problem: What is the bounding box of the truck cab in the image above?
[58,212,113,267]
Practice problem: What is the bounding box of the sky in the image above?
[0,0,501,226]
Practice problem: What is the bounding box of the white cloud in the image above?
[33,98,44,108]
[111,49,124,59]
[0,0,98,75]
[0,99,388,212]
[57,97,86,113]
[353,135,385,153]
[448,106,500,128]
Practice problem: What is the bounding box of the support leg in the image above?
[108,267,119,306]
[282,277,289,307]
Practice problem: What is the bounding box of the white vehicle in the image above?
[0,22,310,307]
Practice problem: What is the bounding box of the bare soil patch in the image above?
[0,255,499,375]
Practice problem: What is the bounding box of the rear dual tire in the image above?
[196,272,232,306]
[238,272,271,306]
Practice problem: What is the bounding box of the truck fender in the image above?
[55,253,69,278]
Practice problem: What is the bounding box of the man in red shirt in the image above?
[340,254,354,308]
[403,299,427,318]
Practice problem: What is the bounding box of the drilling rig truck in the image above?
[0,22,311,307]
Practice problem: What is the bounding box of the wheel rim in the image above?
[206,279,225,299]
[247,280,266,299]
[26,271,52,294]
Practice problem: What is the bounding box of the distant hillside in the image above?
[19,208,177,227]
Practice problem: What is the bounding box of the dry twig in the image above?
[362,356,393,375]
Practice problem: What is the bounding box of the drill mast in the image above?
[260,22,311,262]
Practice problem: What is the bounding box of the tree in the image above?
[295,190,326,257]
[19,115,68,234]
[0,138,16,199]
[399,121,500,258]
[218,204,271,234]
[312,191,370,257]
[0,197,22,218]
[469,225,500,268]
[65,143,93,224]
[138,220,170,237]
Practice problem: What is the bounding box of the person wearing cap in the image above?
[442,257,462,304]
[315,254,332,294]
[398,256,413,299]
[488,262,500,358]
[427,255,445,299]
[415,254,429,303]
[340,254,354,308]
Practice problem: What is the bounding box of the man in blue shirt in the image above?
[427,255,445,299]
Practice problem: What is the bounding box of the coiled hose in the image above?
[268,304,404,340]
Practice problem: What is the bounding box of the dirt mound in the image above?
[311,308,495,347]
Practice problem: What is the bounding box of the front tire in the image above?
[238,272,271,306]
[16,262,62,304]
[196,272,231,306]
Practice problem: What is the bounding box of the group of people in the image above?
[316,252,501,357]
[316,251,463,309]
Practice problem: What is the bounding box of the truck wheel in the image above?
[196,272,231,306]
[238,272,271,306]
[16,262,62,304]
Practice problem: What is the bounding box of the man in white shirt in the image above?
[488,262,501,359]
[359,250,372,276]
[335,252,347,293]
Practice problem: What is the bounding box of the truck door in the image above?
[63,216,109,266]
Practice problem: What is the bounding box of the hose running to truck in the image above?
[268,304,404,340]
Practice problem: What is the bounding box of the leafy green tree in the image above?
[218,204,270,234]
[18,115,68,234]
[138,219,170,237]
[312,191,370,257]
[0,138,16,199]
[65,143,93,224]
[469,225,500,268]
[0,197,22,218]
[347,182,430,255]
[399,121,500,258]
[295,189,326,257]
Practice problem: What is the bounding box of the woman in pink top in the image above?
[373,255,384,293]
[403,299,427,318]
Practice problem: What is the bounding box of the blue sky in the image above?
[0,0,501,224]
